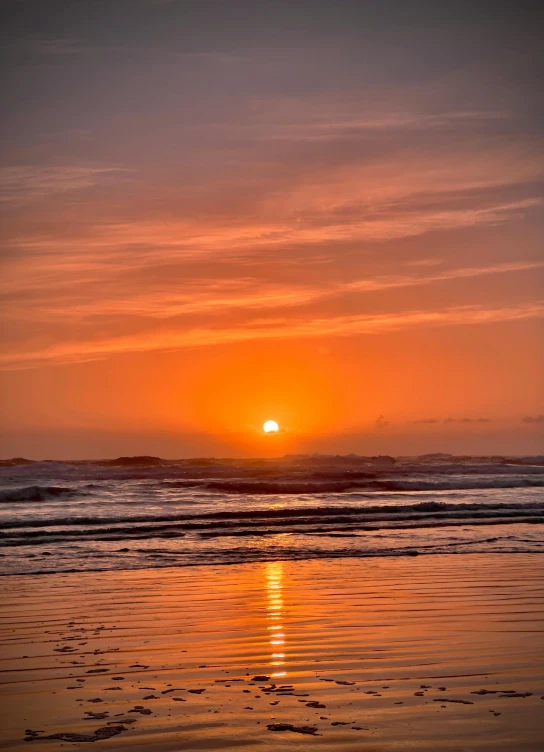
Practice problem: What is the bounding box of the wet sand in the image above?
[0,554,543,751]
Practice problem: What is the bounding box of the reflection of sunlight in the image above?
[265,561,287,678]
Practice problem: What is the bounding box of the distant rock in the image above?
[0,457,36,467]
[285,454,396,466]
[417,453,454,461]
[100,456,164,467]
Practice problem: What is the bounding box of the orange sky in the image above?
[1,1,543,458]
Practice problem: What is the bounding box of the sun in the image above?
[263,420,279,433]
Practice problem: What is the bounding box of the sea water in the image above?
[0,454,543,575]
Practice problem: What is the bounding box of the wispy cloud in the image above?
[0,165,131,204]
[343,261,544,296]
[2,259,541,322]
[252,110,511,142]
[413,417,492,424]
[1,301,542,370]
[36,38,83,56]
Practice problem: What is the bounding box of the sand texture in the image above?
[0,554,543,750]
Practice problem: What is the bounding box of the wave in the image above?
[3,476,542,506]
[198,477,544,494]
[1,515,542,547]
[3,456,544,485]
[0,485,88,503]
[374,477,544,491]
[206,480,365,493]
[1,499,542,529]
[1,500,542,547]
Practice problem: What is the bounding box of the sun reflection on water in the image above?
[266,561,287,677]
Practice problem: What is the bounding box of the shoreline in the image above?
[2,546,544,578]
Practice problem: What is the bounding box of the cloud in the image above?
[342,261,544,297]
[18,197,535,259]
[522,415,544,423]
[407,257,445,267]
[36,38,83,56]
[247,110,511,143]
[1,62,543,380]
[2,300,541,370]
[2,254,541,325]
[414,417,491,425]
[0,165,131,204]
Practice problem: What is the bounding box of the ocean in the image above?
[1,454,543,576]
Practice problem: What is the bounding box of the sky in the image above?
[1,0,543,458]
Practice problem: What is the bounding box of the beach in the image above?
[1,553,542,751]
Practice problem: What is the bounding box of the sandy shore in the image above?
[0,554,543,751]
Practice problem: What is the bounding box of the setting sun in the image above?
[263,420,279,433]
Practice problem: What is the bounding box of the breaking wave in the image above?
[0,485,89,503]
[202,478,544,494]
[3,477,543,504]
[1,499,543,547]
